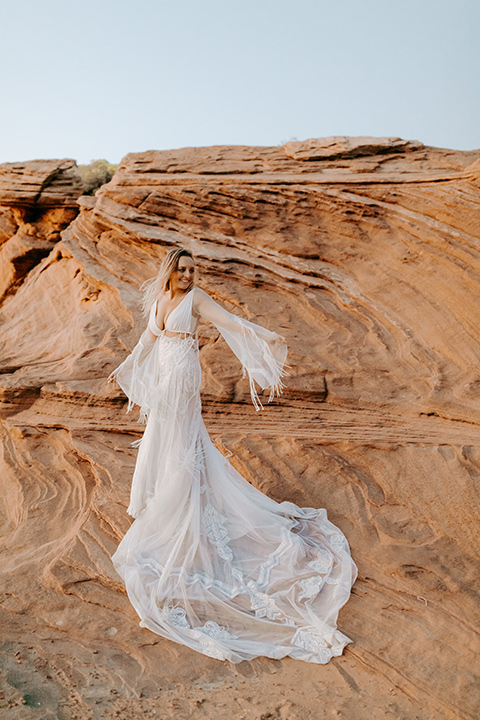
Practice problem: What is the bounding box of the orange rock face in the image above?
[1,139,480,720]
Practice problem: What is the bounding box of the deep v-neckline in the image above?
[154,289,192,332]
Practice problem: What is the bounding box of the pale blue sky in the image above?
[0,0,479,165]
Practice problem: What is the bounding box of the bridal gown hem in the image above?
[109,287,357,664]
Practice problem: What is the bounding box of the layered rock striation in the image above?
[1,138,480,720]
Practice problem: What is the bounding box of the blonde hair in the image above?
[141,248,194,317]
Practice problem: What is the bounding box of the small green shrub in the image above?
[77,159,118,195]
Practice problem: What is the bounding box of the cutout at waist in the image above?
[163,329,196,339]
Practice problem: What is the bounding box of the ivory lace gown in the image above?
[109,287,357,663]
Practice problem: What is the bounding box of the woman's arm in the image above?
[194,287,284,343]
[193,287,288,410]
[108,325,157,383]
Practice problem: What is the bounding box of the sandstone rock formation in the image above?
[1,138,480,720]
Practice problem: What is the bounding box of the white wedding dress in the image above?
[109,287,357,664]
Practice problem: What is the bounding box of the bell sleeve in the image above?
[193,287,288,411]
[107,304,160,422]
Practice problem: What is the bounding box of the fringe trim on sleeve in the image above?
[239,323,290,411]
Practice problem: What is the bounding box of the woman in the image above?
[108,247,357,664]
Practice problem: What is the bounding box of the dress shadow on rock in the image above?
[109,286,357,663]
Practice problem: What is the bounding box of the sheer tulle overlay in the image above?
[109,288,357,663]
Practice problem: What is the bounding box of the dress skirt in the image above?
[112,333,357,663]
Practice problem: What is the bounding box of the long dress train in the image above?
[109,286,357,663]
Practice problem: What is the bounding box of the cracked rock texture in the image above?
[1,137,480,720]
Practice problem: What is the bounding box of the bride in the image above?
[108,247,357,664]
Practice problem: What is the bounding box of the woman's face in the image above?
[170,255,195,292]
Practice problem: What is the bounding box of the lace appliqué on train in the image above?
[199,506,350,662]
[204,503,234,561]
[292,628,336,664]
[298,547,334,600]
[160,605,239,660]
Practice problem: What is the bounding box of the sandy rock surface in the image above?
[1,138,480,720]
